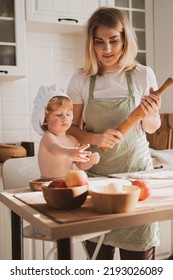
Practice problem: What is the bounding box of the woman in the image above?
[67,7,161,260]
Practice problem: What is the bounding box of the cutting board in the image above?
[13,178,131,224]
[14,184,173,224]
[14,192,113,224]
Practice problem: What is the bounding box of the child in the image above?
[32,84,100,179]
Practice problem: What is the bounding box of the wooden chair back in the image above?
[146,113,173,150]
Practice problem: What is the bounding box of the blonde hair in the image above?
[41,96,73,131]
[83,7,138,76]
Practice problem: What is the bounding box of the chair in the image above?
[146,113,173,150]
[2,156,40,189]
[2,156,110,260]
[1,156,45,259]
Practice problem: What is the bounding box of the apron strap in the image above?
[126,71,134,97]
[89,75,96,99]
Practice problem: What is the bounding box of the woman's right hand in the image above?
[97,129,123,149]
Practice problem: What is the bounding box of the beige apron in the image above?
[85,72,153,177]
[85,72,159,251]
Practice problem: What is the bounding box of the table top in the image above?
[1,177,173,241]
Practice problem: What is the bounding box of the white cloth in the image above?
[67,64,158,123]
[31,84,71,135]
[150,148,173,166]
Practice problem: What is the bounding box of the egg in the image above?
[103,182,123,194]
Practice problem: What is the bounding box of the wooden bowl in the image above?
[30,178,53,191]
[0,144,27,162]
[90,185,140,214]
[42,185,88,209]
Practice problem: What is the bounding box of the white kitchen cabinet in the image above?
[25,0,104,33]
[0,0,26,80]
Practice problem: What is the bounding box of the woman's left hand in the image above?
[88,152,100,165]
[140,89,161,118]
[140,88,161,133]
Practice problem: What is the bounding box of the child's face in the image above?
[46,106,73,134]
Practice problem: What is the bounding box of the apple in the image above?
[132,180,151,201]
[65,170,88,188]
[48,178,67,189]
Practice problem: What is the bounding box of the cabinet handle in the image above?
[0,70,8,74]
[58,18,78,23]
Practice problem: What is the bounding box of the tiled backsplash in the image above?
[0,32,84,153]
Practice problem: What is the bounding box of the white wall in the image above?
[0,31,84,152]
[153,0,173,113]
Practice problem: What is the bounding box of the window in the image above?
[108,0,146,65]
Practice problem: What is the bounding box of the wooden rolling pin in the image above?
[101,76,173,152]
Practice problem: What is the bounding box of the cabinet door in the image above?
[0,0,26,80]
[26,0,101,26]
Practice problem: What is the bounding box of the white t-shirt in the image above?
[67,64,158,123]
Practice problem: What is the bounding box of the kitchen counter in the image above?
[1,176,173,260]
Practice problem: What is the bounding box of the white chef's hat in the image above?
[31,84,71,135]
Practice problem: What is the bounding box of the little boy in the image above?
[32,84,100,178]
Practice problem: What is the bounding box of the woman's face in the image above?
[93,25,124,71]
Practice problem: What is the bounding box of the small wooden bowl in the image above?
[42,185,88,210]
[0,144,27,162]
[90,185,140,214]
[30,178,53,191]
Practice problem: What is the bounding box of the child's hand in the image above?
[74,150,100,170]
[88,152,100,165]
[68,144,91,162]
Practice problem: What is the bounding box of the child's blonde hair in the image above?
[41,96,73,131]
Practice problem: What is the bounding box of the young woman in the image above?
[67,7,161,260]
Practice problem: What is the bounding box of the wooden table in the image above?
[1,177,173,260]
